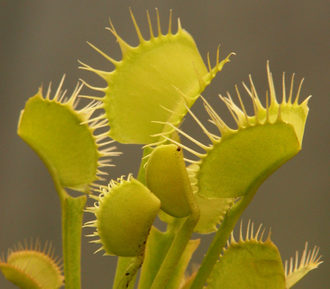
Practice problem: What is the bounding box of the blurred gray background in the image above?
[0,1,329,288]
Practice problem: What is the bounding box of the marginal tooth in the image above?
[183,158,201,164]
[294,78,304,105]
[97,140,116,147]
[265,91,270,122]
[177,18,182,31]
[78,60,111,78]
[86,41,119,66]
[255,224,263,241]
[282,72,287,104]
[235,85,250,125]
[79,79,105,92]
[288,73,295,104]
[239,220,243,242]
[79,94,103,102]
[146,10,154,39]
[162,135,205,158]
[58,90,68,103]
[207,52,212,74]
[156,8,162,36]
[54,75,66,101]
[164,121,210,151]
[266,61,278,106]
[129,8,145,43]
[185,103,217,143]
[96,170,108,176]
[246,220,251,241]
[45,83,52,100]
[168,10,172,34]
[81,114,105,125]
[106,22,132,57]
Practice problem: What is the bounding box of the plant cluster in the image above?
[0,10,322,289]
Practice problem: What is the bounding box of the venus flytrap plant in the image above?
[1,8,322,289]
[15,77,119,289]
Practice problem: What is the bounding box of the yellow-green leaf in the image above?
[206,222,286,289]
[80,10,233,144]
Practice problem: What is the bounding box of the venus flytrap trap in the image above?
[1,8,322,289]
[0,241,63,289]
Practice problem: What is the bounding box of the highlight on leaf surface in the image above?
[84,175,160,257]
[284,243,322,288]
[79,9,234,144]
[160,63,310,199]
[18,76,119,194]
[206,221,286,289]
[0,240,63,289]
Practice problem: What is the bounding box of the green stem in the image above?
[61,194,86,289]
[190,190,256,289]
[116,254,145,289]
[150,202,200,289]
[53,177,86,289]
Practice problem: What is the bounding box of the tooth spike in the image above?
[106,25,132,57]
[246,220,251,241]
[159,105,184,117]
[164,121,210,151]
[79,79,105,92]
[100,146,118,153]
[156,8,162,36]
[220,94,241,127]
[255,224,263,240]
[91,118,108,127]
[168,10,172,34]
[185,103,217,143]
[235,85,250,125]
[288,73,295,104]
[294,78,304,105]
[143,139,166,149]
[96,170,108,176]
[54,75,66,101]
[146,10,154,39]
[242,83,259,124]
[172,85,191,103]
[44,83,51,100]
[129,8,144,43]
[89,195,100,201]
[266,61,278,106]
[183,158,201,164]
[265,91,270,122]
[259,227,266,241]
[250,222,254,240]
[249,75,263,108]
[80,114,105,125]
[230,230,236,244]
[177,18,182,31]
[98,140,116,147]
[94,247,104,254]
[91,120,109,130]
[162,135,205,158]
[207,52,212,74]
[57,90,68,103]
[203,97,230,135]
[239,220,243,241]
[216,45,220,66]
[282,72,287,104]
[86,42,119,66]
[68,82,84,107]
[78,61,110,79]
